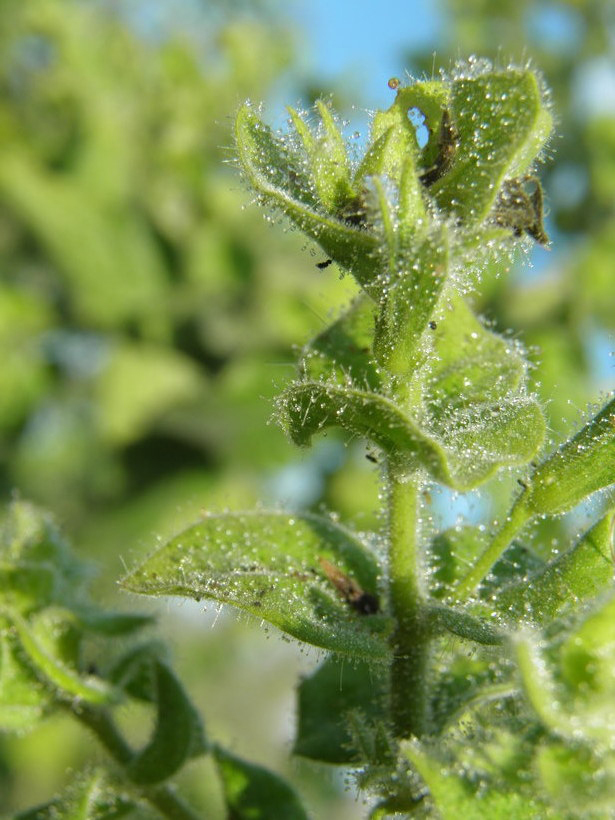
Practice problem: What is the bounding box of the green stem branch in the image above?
[73,704,201,820]
[454,499,533,599]
[387,468,429,738]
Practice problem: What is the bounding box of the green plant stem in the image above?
[73,703,201,820]
[454,499,533,599]
[387,469,429,738]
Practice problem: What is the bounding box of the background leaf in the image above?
[214,746,309,820]
[294,655,389,764]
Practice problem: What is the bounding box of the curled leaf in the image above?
[127,660,207,784]
[280,380,544,490]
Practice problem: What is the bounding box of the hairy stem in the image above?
[454,499,533,599]
[387,469,430,738]
[73,704,201,820]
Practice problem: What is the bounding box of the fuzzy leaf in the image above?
[427,603,505,645]
[515,623,615,745]
[294,655,389,764]
[495,509,615,623]
[2,607,117,706]
[536,742,615,815]
[524,394,615,516]
[374,227,449,374]
[432,67,552,225]
[127,660,207,784]
[426,292,527,409]
[0,627,54,732]
[287,102,354,212]
[559,591,615,697]
[235,104,380,290]
[359,79,446,190]
[402,741,546,819]
[428,525,489,598]
[299,295,380,389]
[0,562,57,615]
[288,289,544,489]
[121,512,391,660]
[280,381,544,490]
[214,746,309,820]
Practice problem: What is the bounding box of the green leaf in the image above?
[425,292,527,409]
[214,746,309,820]
[294,655,389,764]
[513,630,615,745]
[0,561,57,615]
[127,660,207,784]
[235,104,380,290]
[286,288,544,490]
[536,742,615,815]
[559,592,615,697]
[0,627,55,732]
[524,394,615,516]
[428,655,510,736]
[428,525,489,598]
[107,642,162,702]
[374,227,449,374]
[280,380,544,490]
[2,607,117,706]
[299,295,380,389]
[359,79,446,192]
[402,741,546,819]
[121,512,391,660]
[287,102,354,213]
[432,67,552,226]
[74,609,154,636]
[495,510,615,623]
[427,603,505,645]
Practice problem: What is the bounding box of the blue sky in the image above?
[293,0,442,108]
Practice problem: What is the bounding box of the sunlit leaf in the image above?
[402,740,546,819]
[374,227,449,374]
[121,512,391,659]
[426,291,527,409]
[432,67,552,226]
[280,380,544,490]
[235,104,381,290]
[0,628,54,732]
[524,394,615,516]
[536,742,615,815]
[495,509,615,622]
[287,102,354,213]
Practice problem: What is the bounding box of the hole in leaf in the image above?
[407,106,429,148]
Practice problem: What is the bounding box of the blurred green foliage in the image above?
[0,0,359,558]
[0,0,613,817]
